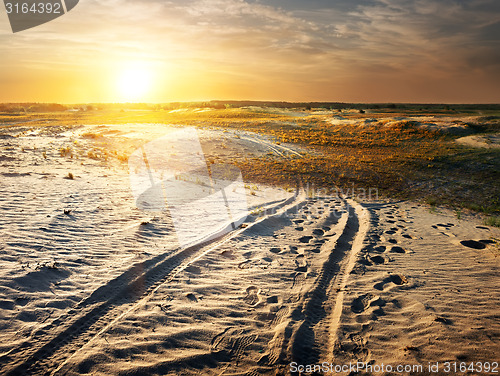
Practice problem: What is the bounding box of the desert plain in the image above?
[0,103,499,375]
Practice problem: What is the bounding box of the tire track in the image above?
[1,190,305,376]
[3,242,215,376]
[240,135,303,158]
[284,199,369,367]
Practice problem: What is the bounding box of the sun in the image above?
[117,64,153,102]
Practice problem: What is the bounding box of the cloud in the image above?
[0,0,498,102]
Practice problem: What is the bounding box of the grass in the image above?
[484,216,500,228]
[1,105,499,215]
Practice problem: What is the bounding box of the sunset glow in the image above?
[117,64,153,102]
[1,0,499,103]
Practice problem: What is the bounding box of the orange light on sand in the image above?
[116,63,153,102]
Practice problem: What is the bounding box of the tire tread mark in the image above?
[285,200,368,366]
[2,188,306,376]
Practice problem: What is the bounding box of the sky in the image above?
[0,0,499,103]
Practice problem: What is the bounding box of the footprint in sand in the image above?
[295,227,304,231]
[272,306,290,326]
[479,239,495,244]
[351,294,385,314]
[238,260,253,269]
[374,274,408,290]
[389,246,407,254]
[295,254,308,272]
[269,247,281,254]
[312,229,325,236]
[369,255,390,264]
[358,255,372,266]
[389,274,408,285]
[434,316,453,325]
[244,286,262,306]
[435,228,456,238]
[299,236,313,243]
[308,247,321,254]
[460,240,486,250]
[476,226,490,230]
[210,328,258,359]
[432,223,455,230]
[373,245,387,253]
[221,250,235,258]
[186,293,198,302]
[266,295,279,304]
[292,272,307,289]
[294,219,305,224]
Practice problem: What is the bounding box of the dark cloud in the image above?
[477,20,500,41]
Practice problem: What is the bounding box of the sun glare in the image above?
[117,64,153,102]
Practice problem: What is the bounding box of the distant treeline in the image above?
[205,101,500,112]
[0,103,67,113]
[1,101,499,113]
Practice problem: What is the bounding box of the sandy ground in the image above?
[455,133,500,149]
[0,123,499,375]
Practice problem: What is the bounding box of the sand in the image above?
[455,133,500,149]
[0,122,499,375]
